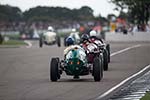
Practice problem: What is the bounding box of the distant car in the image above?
[64,29,80,46]
[50,45,103,82]
[39,26,61,48]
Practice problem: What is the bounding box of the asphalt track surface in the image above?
[0,41,150,100]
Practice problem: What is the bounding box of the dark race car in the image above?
[80,34,110,71]
[89,38,110,71]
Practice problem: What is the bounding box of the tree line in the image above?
[0,5,22,22]
[0,0,150,28]
[110,0,150,24]
[0,5,95,23]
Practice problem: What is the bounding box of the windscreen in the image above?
[66,48,86,62]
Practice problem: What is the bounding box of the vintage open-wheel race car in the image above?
[81,38,110,71]
[91,39,110,71]
[64,29,80,46]
[50,45,103,82]
[39,26,61,48]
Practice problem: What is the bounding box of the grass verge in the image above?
[1,40,27,45]
[140,92,150,100]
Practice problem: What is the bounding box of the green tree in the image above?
[0,5,22,22]
[110,0,150,24]
[23,6,94,22]
[78,6,94,20]
[107,14,117,22]
[95,14,108,25]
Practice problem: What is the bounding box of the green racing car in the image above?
[50,45,103,82]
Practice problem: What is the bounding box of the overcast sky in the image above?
[0,0,119,17]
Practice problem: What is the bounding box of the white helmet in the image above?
[48,26,54,32]
[90,30,97,37]
[71,28,76,32]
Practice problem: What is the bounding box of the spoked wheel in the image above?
[50,58,60,81]
[103,49,108,71]
[56,36,61,47]
[93,57,103,82]
[39,36,43,48]
[106,44,110,63]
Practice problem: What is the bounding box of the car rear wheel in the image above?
[55,57,61,79]
[99,55,103,79]
[93,57,103,81]
[64,36,67,46]
[50,58,60,81]
[106,44,110,63]
[103,49,108,71]
[56,36,61,47]
[39,36,43,48]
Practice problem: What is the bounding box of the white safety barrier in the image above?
[105,32,150,42]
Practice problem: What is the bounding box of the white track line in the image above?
[24,40,32,48]
[96,64,150,100]
[110,44,141,57]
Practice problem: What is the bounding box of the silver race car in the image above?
[39,26,61,47]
